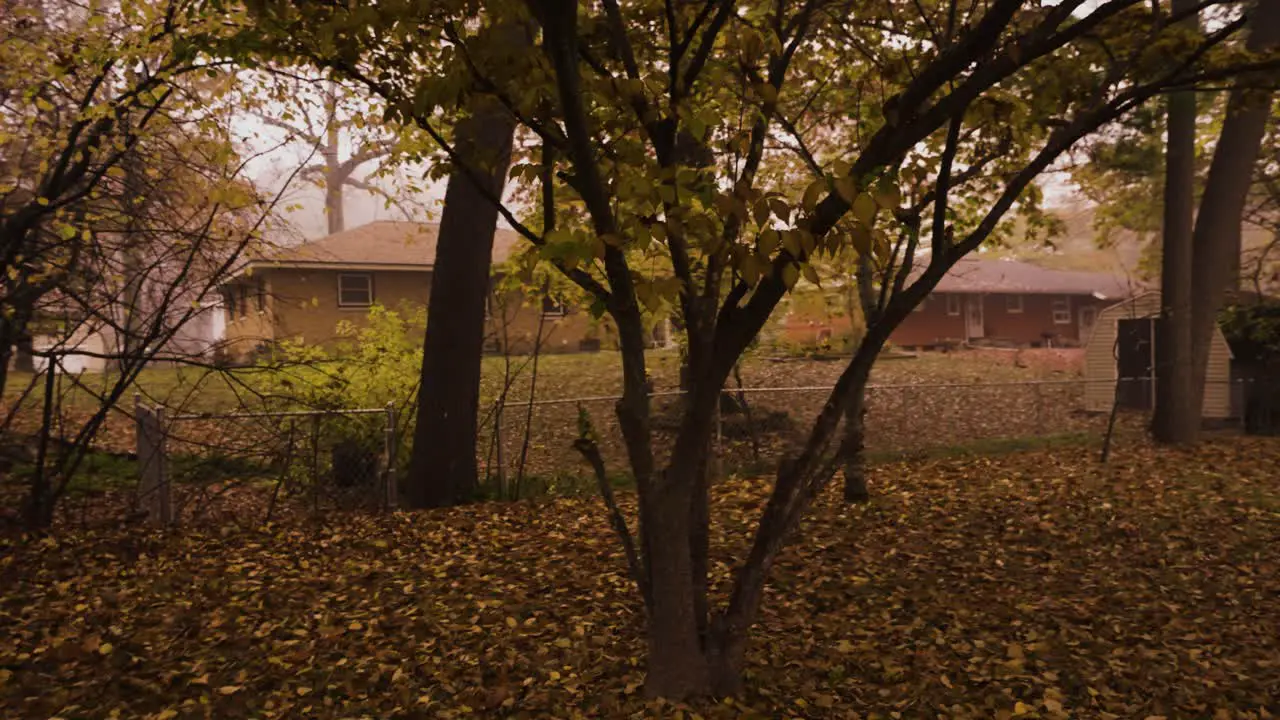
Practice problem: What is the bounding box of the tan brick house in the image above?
[891,257,1138,348]
[220,221,613,361]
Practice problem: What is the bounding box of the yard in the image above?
[1,436,1277,719]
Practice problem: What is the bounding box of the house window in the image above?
[225,287,237,320]
[338,273,373,307]
[1051,296,1072,324]
[255,279,266,312]
[1006,294,1023,314]
[945,294,961,316]
[238,285,249,319]
[542,296,568,317]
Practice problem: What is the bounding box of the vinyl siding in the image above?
[1084,291,1234,418]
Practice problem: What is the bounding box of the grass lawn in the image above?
[2,436,1276,719]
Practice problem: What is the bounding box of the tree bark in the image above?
[840,381,871,502]
[323,83,345,235]
[1189,0,1280,416]
[1152,0,1200,445]
[405,95,517,509]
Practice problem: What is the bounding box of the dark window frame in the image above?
[337,273,374,308]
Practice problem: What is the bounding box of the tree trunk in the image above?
[1189,0,1279,415]
[840,381,870,502]
[405,95,517,509]
[1152,2,1200,445]
[323,84,345,235]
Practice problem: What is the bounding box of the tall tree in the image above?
[1151,0,1200,444]
[1189,0,1280,417]
[244,0,1275,698]
[255,75,402,234]
[406,92,519,508]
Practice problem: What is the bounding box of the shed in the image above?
[1083,290,1234,418]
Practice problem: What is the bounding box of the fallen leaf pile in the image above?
[2,436,1277,719]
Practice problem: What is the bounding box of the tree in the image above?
[0,0,292,526]
[407,90,520,508]
[1151,0,1200,444]
[242,0,1276,698]
[254,74,404,234]
[1189,0,1280,419]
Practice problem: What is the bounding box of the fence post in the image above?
[135,395,172,527]
[384,402,398,511]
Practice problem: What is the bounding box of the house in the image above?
[891,257,1137,348]
[219,221,612,361]
[1083,291,1236,419]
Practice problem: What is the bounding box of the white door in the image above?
[965,296,984,340]
[1079,305,1097,342]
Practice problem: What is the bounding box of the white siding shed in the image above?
[1083,291,1234,418]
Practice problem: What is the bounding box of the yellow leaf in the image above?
[782,263,800,290]
[802,178,825,211]
[1044,698,1064,713]
[1007,643,1025,659]
[1013,701,1032,715]
[554,638,572,648]
[835,640,854,653]
[940,674,953,688]
[834,176,858,203]
[505,617,518,629]
[154,710,178,720]
[218,685,242,695]
[850,223,872,256]
[852,192,877,224]
[191,674,209,686]
[296,686,311,696]
[98,642,114,656]
[348,621,363,631]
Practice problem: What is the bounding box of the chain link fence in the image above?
[132,377,1269,520]
[476,378,1262,494]
[134,398,398,526]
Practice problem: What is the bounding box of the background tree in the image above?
[1152,0,1200,444]
[253,73,408,234]
[244,0,1277,698]
[1188,0,1280,418]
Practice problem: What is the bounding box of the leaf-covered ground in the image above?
[3,436,1276,719]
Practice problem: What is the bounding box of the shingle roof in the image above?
[252,221,524,268]
[932,256,1138,299]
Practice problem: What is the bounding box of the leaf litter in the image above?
[1,436,1278,718]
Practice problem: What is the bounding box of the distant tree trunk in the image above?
[1152,0,1199,445]
[323,83,345,235]
[405,95,517,509]
[1189,0,1280,415]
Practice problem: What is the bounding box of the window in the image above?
[338,273,373,307]
[255,279,266,312]
[238,285,249,319]
[1051,296,1072,324]
[1006,294,1023,314]
[225,287,237,320]
[541,295,568,317]
[945,294,962,316]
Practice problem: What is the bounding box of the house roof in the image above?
[248,221,525,270]
[931,256,1138,299]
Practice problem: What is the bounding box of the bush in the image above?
[250,303,424,480]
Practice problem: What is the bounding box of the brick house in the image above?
[219,221,613,361]
[891,257,1137,348]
